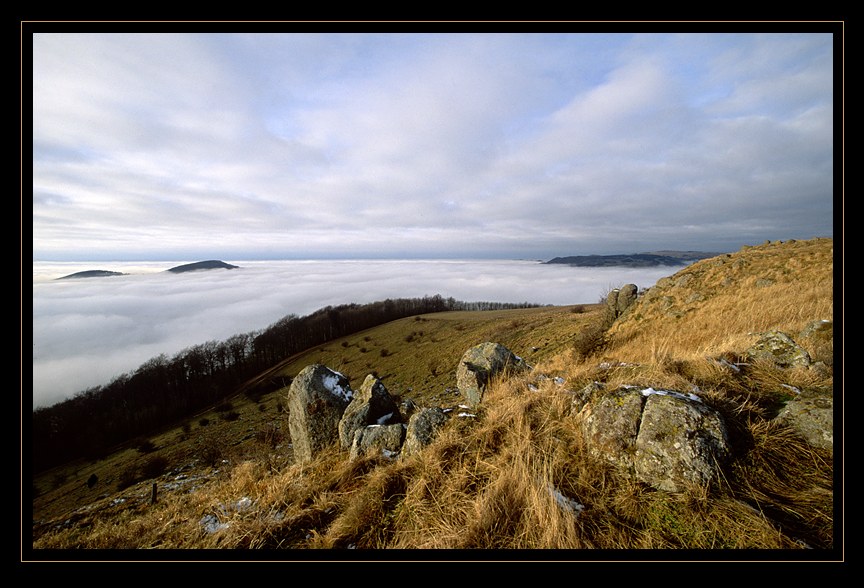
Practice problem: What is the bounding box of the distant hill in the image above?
[56,270,127,280]
[545,250,724,267]
[165,260,239,273]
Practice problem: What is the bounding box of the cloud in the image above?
[29,31,834,260]
[31,259,683,408]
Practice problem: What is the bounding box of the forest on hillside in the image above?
[31,295,541,473]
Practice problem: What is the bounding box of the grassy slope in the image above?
[29,238,836,553]
[31,304,598,525]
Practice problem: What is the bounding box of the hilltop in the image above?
[55,270,127,280]
[545,250,723,267]
[29,238,835,554]
[166,260,239,273]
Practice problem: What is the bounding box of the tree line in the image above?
[31,295,541,473]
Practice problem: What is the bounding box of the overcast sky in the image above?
[30,29,836,261]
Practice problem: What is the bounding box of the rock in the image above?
[799,319,832,340]
[349,424,407,460]
[456,342,529,407]
[746,331,812,368]
[606,284,638,319]
[401,407,450,459]
[338,375,401,449]
[577,386,730,492]
[776,389,833,454]
[400,398,419,419]
[634,392,730,492]
[285,364,353,463]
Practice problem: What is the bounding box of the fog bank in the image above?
[31,259,683,408]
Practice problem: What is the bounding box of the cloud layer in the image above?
[32,259,682,408]
[30,31,835,260]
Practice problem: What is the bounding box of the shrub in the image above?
[255,423,285,449]
[140,455,169,479]
[572,319,610,360]
[214,401,234,413]
[199,417,210,427]
[117,466,138,490]
[135,438,156,454]
[380,349,390,357]
[220,410,241,422]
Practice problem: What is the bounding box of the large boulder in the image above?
[401,407,450,459]
[456,342,529,407]
[285,364,353,463]
[349,424,407,460]
[634,391,730,492]
[338,375,401,450]
[577,386,730,492]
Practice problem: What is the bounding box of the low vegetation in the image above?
[29,238,835,557]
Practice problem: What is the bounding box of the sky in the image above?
[28,28,836,261]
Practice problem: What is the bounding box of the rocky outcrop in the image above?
[401,407,450,459]
[776,389,833,454]
[456,342,530,407]
[746,330,812,368]
[338,375,401,450]
[284,323,831,492]
[285,364,353,463]
[606,284,638,319]
[349,424,407,460]
[576,385,730,492]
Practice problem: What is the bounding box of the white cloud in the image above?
[30,31,834,258]
[31,259,683,408]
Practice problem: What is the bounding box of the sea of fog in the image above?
[31,259,686,409]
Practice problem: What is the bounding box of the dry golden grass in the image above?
[29,238,836,555]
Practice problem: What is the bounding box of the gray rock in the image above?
[349,424,407,460]
[616,283,639,316]
[606,284,639,319]
[634,392,730,492]
[746,331,812,368]
[799,319,832,340]
[456,342,529,407]
[285,364,353,463]
[579,387,645,467]
[338,374,401,449]
[401,407,450,458]
[577,386,730,492]
[776,389,833,454]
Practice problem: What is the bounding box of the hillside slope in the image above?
[29,238,836,554]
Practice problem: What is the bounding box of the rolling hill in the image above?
[29,238,836,554]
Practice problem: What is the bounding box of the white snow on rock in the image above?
[322,369,353,402]
[640,387,702,403]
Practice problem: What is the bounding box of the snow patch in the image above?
[548,483,584,516]
[640,387,702,403]
[322,369,353,402]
